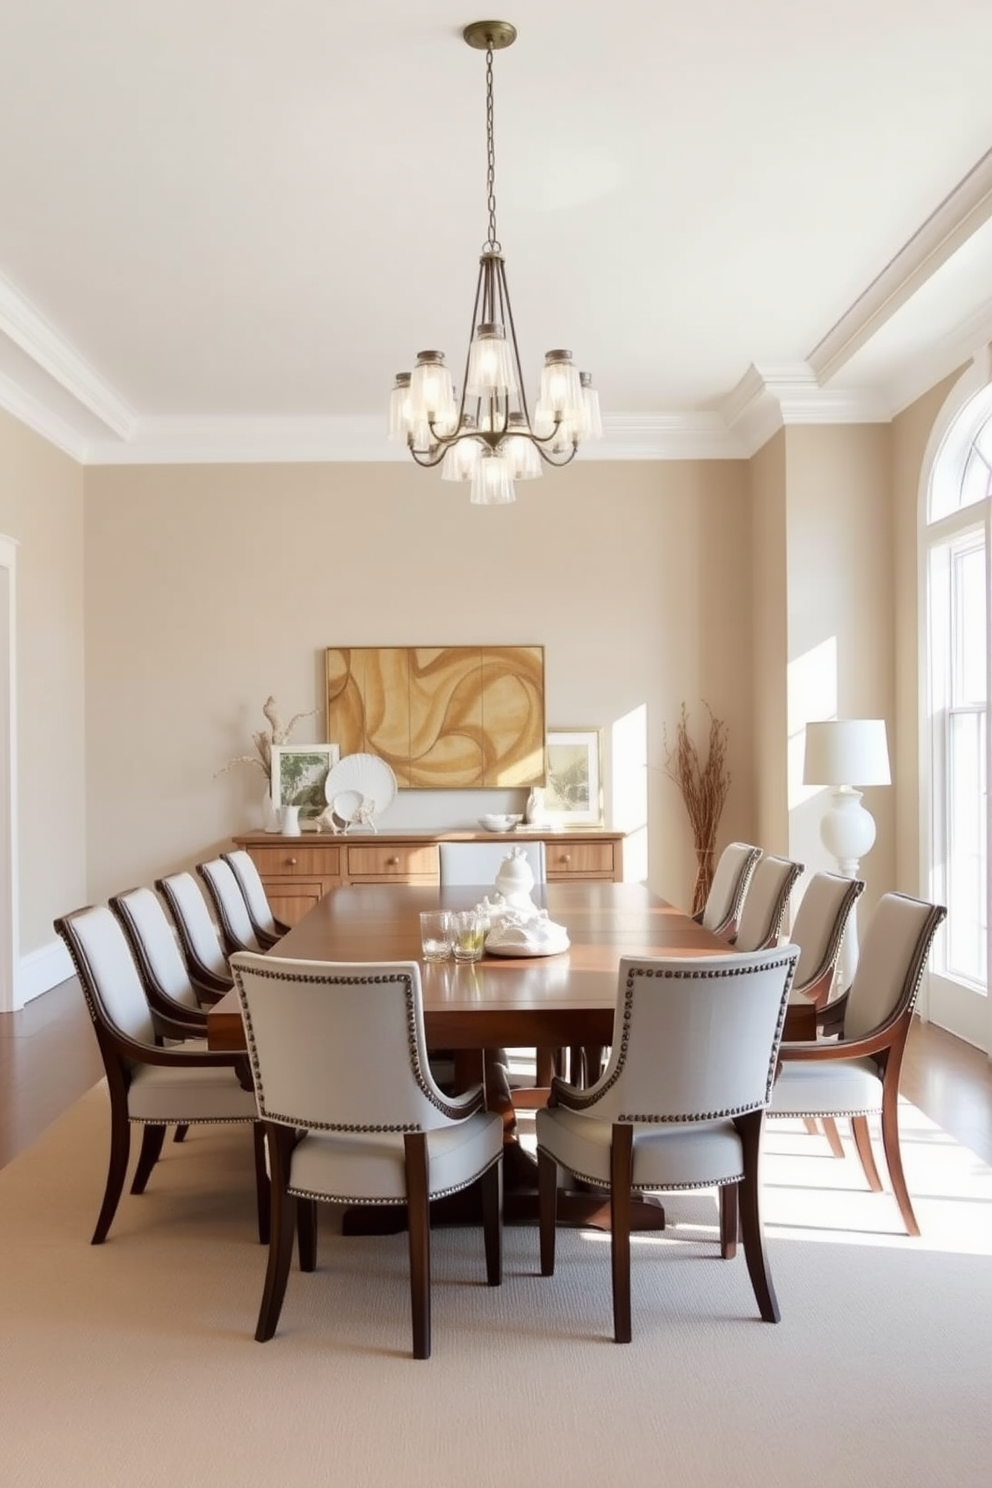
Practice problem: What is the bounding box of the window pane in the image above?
[959,449,992,513]
[945,709,987,987]
[952,542,986,707]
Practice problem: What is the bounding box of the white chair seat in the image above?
[128,1062,259,1124]
[289,1111,502,1204]
[771,1057,882,1117]
[535,1105,744,1190]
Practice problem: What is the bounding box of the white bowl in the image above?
[478,813,523,833]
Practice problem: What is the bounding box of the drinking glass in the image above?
[419,911,453,963]
[452,909,486,962]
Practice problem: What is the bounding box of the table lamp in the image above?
[803,718,891,991]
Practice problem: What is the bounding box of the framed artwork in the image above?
[270,743,340,821]
[324,645,545,789]
[544,729,604,826]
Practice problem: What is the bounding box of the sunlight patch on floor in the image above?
[518,1102,992,1258]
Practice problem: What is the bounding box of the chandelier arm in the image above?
[534,440,579,468]
[495,257,532,428]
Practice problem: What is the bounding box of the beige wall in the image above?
[782,423,895,915]
[82,457,757,911]
[0,409,86,965]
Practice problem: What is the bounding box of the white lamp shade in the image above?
[803,719,891,787]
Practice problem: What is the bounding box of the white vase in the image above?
[281,804,302,837]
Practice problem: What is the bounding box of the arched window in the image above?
[924,383,991,1047]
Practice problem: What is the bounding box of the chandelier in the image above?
[387,20,602,505]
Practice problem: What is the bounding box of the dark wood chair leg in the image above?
[130,1122,166,1195]
[537,1147,558,1276]
[92,1099,132,1245]
[822,1116,846,1158]
[535,1048,555,1087]
[879,1080,920,1237]
[252,1122,270,1245]
[719,1181,738,1259]
[404,1132,432,1360]
[173,1124,189,1143]
[480,1159,503,1286]
[297,1198,318,1272]
[255,1126,297,1342]
[851,1114,883,1191]
[610,1123,634,1343]
[734,1111,780,1323]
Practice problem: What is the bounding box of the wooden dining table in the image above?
[207,879,814,1228]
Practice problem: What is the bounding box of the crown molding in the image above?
[721,364,891,455]
[80,411,751,465]
[0,272,135,440]
[883,296,992,416]
[0,369,89,460]
[806,146,992,385]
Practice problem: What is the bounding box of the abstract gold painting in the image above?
[325,646,545,788]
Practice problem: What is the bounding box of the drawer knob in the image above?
[560,853,570,864]
[286,857,298,867]
[388,856,399,866]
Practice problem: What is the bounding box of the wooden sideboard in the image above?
[232,828,625,926]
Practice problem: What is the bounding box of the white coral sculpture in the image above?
[216,695,317,778]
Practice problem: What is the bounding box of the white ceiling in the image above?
[2,0,992,463]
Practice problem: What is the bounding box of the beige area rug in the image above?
[1,1087,991,1488]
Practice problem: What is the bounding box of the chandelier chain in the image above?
[484,41,500,252]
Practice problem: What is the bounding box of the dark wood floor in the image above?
[1,977,991,1171]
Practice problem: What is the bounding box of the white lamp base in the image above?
[819,787,876,993]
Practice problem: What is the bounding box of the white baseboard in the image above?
[17,937,73,1006]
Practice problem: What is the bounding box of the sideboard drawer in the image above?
[546,841,615,879]
[250,844,342,878]
[345,844,440,881]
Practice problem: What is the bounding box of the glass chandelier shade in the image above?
[387,21,602,504]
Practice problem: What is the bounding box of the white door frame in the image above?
[0,534,18,1014]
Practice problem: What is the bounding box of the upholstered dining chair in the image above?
[781,871,865,1157]
[109,885,209,1033]
[535,945,799,1343]
[156,870,233,999]
[197,857,263,956]
[694,841,762,941]
[770,891,946,1236]
[786,871,864,1011]
[732,854,804,952]
[230,953,504,1360]
[438,838,546,889]
[54,904,268,1246]
[221,848,289,948]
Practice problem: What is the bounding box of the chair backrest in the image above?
[222,849,279,937]
[156,871,232,983]
[54,904,156,1046]
[567,946,798,1124]
[701,842,762,935]
[843,892,946,1042]
[109,885,201,1013]
[230,954,471,1132]
[787,871,864,1002]
[439,839,546,888]
[733,855,804,952]
[197,858,262,955]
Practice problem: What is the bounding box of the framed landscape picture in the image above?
[544,729,604,826]
[270,743,340,821]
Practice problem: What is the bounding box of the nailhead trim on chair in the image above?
[557,952,795,1118]
[288,1152,503,1207]
[234,962,473,1127]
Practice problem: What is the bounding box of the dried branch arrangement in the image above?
[216,696,317,779]
[663,702,731,916]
